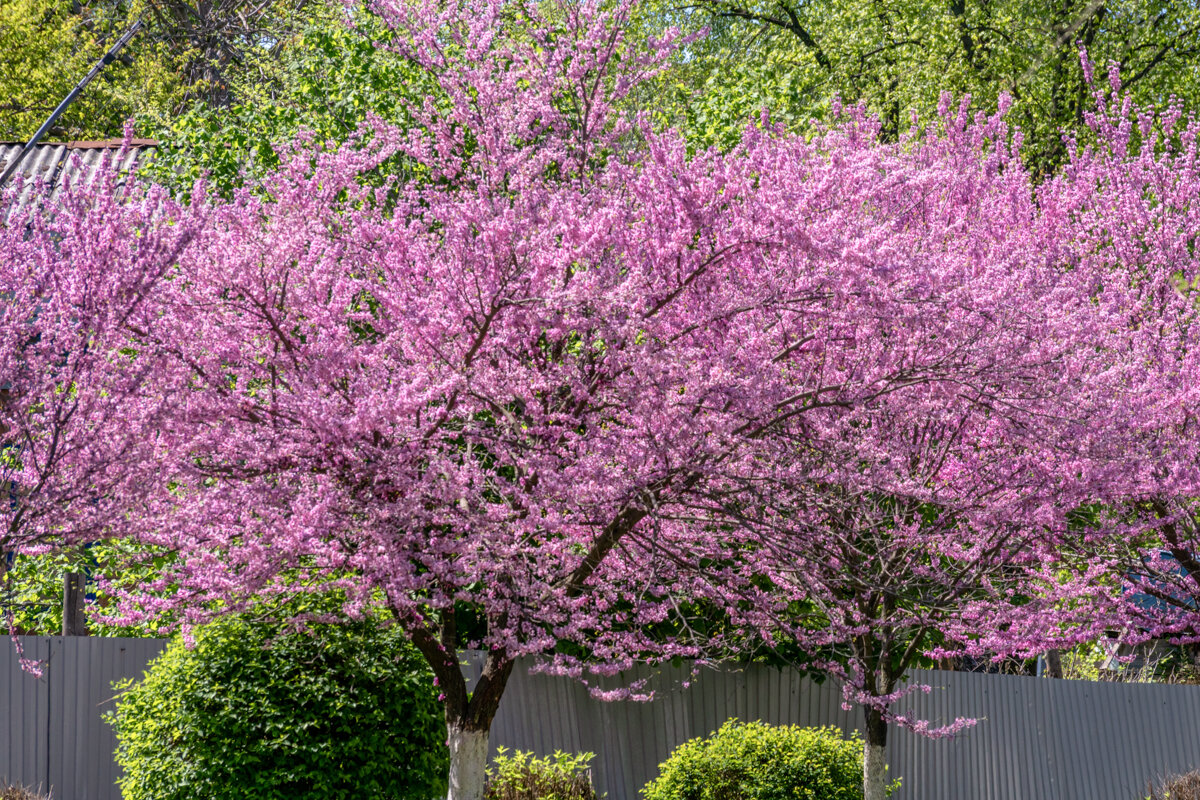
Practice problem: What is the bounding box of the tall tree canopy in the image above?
[0,0,176,140]
[672,0,1200,169]
[0,0,326,141]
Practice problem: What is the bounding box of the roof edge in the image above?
[0,139,158,149]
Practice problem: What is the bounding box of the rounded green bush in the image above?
[642,720,863,800]
[110,617,448,800]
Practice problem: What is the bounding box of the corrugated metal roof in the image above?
[0,139,157,216]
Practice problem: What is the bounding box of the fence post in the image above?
[62,573,87,636]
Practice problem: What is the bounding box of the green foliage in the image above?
[109,616,448,800]
[1061,640,1200,685]
[2,549,75,635]
[0,0,177,140]
[140,8,433,196]
[632,8,824,153]
[2,540,172,637]
[642,720,865,800]
[653,0,1200,171]
[485,749,601,800]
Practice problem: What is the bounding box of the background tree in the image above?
[0,0,177,140]
[137,0,314,108]
[140,6,435,195]
[671,0,1200,170]
[0,0,334,142]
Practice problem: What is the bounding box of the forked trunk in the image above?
[406,617,513,800]
[863,706,889,800]
[447,724,491,800]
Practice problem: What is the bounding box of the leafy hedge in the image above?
[110,616,447,800]
[642,720,863,800]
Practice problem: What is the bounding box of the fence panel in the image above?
[0,637,166,800]
[486,660,1200,800]
[5,640,1200,800]
[46,638,168,800]
[0,638,52,793]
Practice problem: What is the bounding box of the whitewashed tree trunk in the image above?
[446,725,490,800]
[864,741,888,800]
[863,703,890,800]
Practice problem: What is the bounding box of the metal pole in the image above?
[0,17,144,188]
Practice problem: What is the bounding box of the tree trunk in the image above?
[863,706,889,800]
[406,618,515,800]
[437,651,512,800]
[447,724,490,800]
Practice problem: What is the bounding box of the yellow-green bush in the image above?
[485,749,600,800]
[642,720,863,800]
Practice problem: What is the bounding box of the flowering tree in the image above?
[84,5,1144,798]
[719,67,1200,797]
[662,94,1159,799]
[107,6,785,795]
[1037,67,1200,654]
[14,10,1185,800]
[713,393,1124,800]
[0,163,197,648]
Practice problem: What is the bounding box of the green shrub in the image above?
[642,720,863,800]
[109,616,448,800]
[485,749,600,800]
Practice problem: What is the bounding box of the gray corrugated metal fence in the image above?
[0,637,166,800]
[4,639,1200,800]
[466,654,1200,800]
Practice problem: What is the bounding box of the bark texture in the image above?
[447,726,490,800]
[864,706,889,800]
